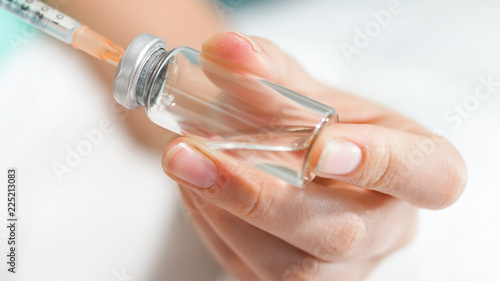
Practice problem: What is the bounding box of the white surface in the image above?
[233,0,500,280]
[0,37,221,280]
[0,0,499,280]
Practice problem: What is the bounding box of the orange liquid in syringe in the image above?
[72,25,124,67]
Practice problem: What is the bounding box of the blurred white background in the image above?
[1,0,499,280]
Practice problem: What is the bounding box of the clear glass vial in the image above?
[113,34,337,187]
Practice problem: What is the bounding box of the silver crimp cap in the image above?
[113,34,167,110]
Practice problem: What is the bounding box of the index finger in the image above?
[309,123,468,209]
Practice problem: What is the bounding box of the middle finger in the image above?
[163,140,418,262]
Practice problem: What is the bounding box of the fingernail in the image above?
[315,140,362,176]
[163,143,218,189]
[228,31,261,53]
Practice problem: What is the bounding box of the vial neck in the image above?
[136,49,169,107]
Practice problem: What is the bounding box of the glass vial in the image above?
[113,34,337,187]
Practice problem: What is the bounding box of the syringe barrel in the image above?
[0,0,81,44]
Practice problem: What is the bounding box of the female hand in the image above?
[162,32,467,281]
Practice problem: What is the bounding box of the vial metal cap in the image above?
[113,34,167,110]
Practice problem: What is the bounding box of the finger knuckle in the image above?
[239,176,277,223]
[362,144,400,190]
[211,205,237,225]
[319,214,367,260]
[281,257,321,281]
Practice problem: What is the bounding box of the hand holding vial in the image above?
[2,1,467,278]
[161,32,467,280]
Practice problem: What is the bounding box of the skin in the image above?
[60,0,224,151]
[61,2,467,280]
[162,32,467,280]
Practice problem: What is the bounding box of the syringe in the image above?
[0,0,124,66]
[1,0,338,188]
